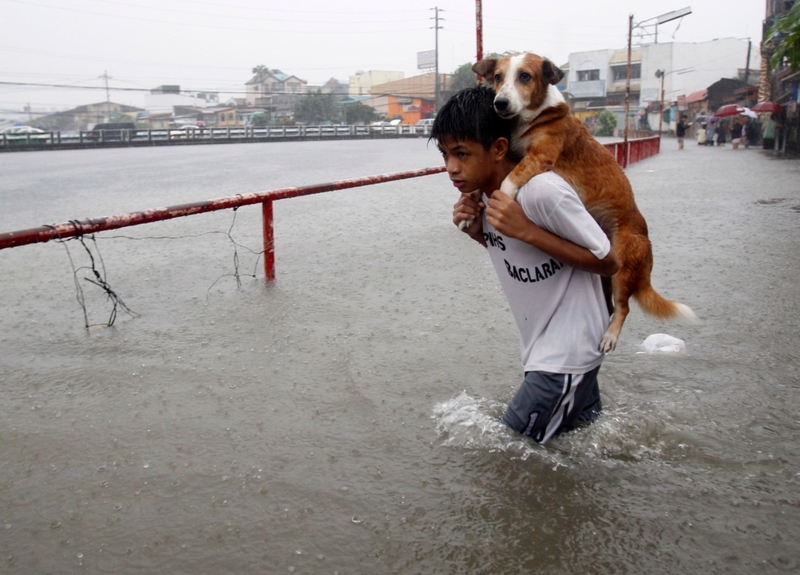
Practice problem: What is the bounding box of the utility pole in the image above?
[100,70,112,122]
[431,7,444,112]
[475,0,483,67]
[655,69,666,136]
[745,39,752,86]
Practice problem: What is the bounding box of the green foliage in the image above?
[768,2,800,71]
[595,110,618,137]
[293,91,340,124]
[250,113,268,127]
[252,64,268,77]
[450,62,479,92]
[343,101,378,125]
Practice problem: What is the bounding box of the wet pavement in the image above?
[1,137,799,574]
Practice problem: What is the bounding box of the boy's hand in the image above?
[452,193,484,237]
[485,190,533,240]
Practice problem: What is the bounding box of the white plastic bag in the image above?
[640,333,685,354]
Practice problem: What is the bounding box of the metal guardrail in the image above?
[0,166,447,280]
[603,135,660,167]
[0,136,660,280]
[0,124,433,150]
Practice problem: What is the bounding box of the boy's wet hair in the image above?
[430,86,514,150]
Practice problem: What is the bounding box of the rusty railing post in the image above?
[262,199,275,280]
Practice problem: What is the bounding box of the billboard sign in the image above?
[417,50,436,70]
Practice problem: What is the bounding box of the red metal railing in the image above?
[0,136,660,280]
[603,135,661,167]
[0,166,446,280]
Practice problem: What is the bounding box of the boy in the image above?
[431,87,619,444]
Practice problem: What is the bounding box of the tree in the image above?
[595,110,618,137]
[293,90,340,124]
[450,62,479,92]
[252,64,269,79]
[767,2,800,72]
[343,101,378,125]
[250,113,268,127]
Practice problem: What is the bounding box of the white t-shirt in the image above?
[482,171,611,374]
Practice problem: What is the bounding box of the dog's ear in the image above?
[472,59,497,81]
[542,60,565,86]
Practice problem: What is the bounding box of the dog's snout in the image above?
[494,98,509,112]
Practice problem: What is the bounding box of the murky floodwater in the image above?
[1,139,799,574]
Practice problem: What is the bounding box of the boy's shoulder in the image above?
[518,171,577,207]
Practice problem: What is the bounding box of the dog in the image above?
[472,52,696,352]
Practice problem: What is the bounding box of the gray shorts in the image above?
[501,365,602,444]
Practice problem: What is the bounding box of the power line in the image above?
[0,80,256,95]
[5,0,432,34]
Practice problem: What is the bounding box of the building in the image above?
[348,70,404,97]
[317,78,349,95]
[362,73,450,123]
[761,0,799,152]
[567,38,760,132]
[761,0,798,107]
[245,69,307,106]
[245,69,307,123]
[144,85,214,115]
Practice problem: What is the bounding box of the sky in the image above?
[1,0,766,115]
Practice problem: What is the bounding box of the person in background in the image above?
[697,122,707,145]
[716,119,727,146]
[705,119,717,146]
[731,118,743,149]
[676,114,690,150]
[762,114,777,150]
[742,118,753,149]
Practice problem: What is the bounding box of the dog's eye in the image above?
[493,73,502,83]
[519,72,532,83]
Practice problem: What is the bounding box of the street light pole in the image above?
[623,14,632,168]
[655,69,665,137]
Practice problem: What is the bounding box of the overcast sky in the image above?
[1,0,765,113]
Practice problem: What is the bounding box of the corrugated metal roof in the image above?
[609,49,641,65]
[686,89,708,103]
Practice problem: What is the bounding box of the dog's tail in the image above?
[634,285,698,322]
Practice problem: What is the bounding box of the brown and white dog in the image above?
[473,52,696,352]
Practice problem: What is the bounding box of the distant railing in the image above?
[0,124,434,150]
[603,135,660,167]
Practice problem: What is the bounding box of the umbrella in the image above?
[715,104,744,117]
[751,101,784,113]
[740,108,758,119]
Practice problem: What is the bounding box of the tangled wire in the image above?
[48,208,264,329]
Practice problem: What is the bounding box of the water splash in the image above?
[431,392,557,463]
[432,391,675,465]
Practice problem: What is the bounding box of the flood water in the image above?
[1,139,799,574]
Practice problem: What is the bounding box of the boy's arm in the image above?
[452,193,487,246]
[486,191,620,276]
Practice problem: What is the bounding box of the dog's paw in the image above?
[458,217,475,231]
[499,177,520,199]
[599,331,618,353]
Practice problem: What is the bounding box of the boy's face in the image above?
[437,136,498,195]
